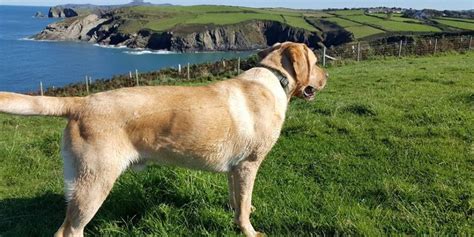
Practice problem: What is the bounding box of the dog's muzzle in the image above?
[303,86,316,99]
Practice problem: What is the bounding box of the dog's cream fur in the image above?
[0,42,327,237]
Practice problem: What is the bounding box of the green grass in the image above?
[329,9,365,16]
[434,18,474,31]
[95,6,465,38]
[283,15,318,31]
[303,11,333,18]
[186,13,284,26]
[1,52,473,235]
[439,17,474,23]
[324,17,384,38]
[370,13,423,23]
[119,5,322,32]
[345,15,441,32]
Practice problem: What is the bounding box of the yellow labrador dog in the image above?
[0,42,327,237]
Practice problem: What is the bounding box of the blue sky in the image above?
[0,0,473,10]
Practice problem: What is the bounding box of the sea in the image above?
[0,6,252,92]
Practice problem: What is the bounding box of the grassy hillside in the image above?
[1,52,473,236]
[117,5,322,33]
[341,14,441,32]
[324,10,473,39]
[104,6,474,40]
[434,18,474,31]
[321,17,384,38]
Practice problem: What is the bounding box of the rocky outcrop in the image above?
[35,14,108,41]
[34,14,326,51]
[48,7,78,18]
[169,21,321,51]
[34,11,45,18]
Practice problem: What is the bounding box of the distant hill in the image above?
[35,5,474,52]
[48,0,173,18]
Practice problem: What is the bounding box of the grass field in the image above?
[370,13,423,23]
[113,6,465,39]
[328,9,365,16]
[283,15,318,31]
[434,18,474,31]
[439,17,474,23]
[1,52,473,236]
[324,17,385,39]
[344,15,441,32]
[120,5,320,33]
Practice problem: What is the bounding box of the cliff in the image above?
[34,14,329,51]
[48,7,78,18]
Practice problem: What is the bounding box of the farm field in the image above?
[0,51,473,236]
[439,17,474,23]
[328,9,364,16]
[343,14,442,32]
[121,5,321,33]
[323,17,384,38]
[107,6,473,40]
[370,13,423,23]
[434,18,474,31]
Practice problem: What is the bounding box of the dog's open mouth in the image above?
[303,86,316,100]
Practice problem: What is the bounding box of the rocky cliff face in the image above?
[35,14,108,41]
[34,14,326,51]
[169,21,321,51]
[48,7,78,18]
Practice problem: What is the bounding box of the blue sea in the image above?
[0,6,252,92]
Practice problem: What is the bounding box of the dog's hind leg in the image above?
[55,129,137,237]
[54,151,125,237]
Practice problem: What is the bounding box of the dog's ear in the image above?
[258,42,282,59]
[282,44,311,89]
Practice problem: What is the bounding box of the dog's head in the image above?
[258,42,327,101]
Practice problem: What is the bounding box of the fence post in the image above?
[434,38,438,54]
[222,60,226,68]
[187,63,190,80]
[135,69,139,86]
[129,71,132,79]
[85,75,89,94]
[39,81,43,96]
[398,40,403,57]
[178,64,181,74]
[323,47,326,66]
[237,57,241,74]
[357,42,361,62]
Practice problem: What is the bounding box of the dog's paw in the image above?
[256,232,266,237]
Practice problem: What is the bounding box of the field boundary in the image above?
[28,34,474,96]
[318,34,473,66]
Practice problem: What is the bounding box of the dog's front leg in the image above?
[231,158,264,237]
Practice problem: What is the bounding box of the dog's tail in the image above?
[0,92,83,117]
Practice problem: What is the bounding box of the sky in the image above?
[0,0,472,10]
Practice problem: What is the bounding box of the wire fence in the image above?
[317,35,473,66]
[38,35,473,96]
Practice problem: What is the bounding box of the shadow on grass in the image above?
[0,169,343,236]
[0,192,64,236]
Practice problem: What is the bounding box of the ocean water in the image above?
[0,6,252,92]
